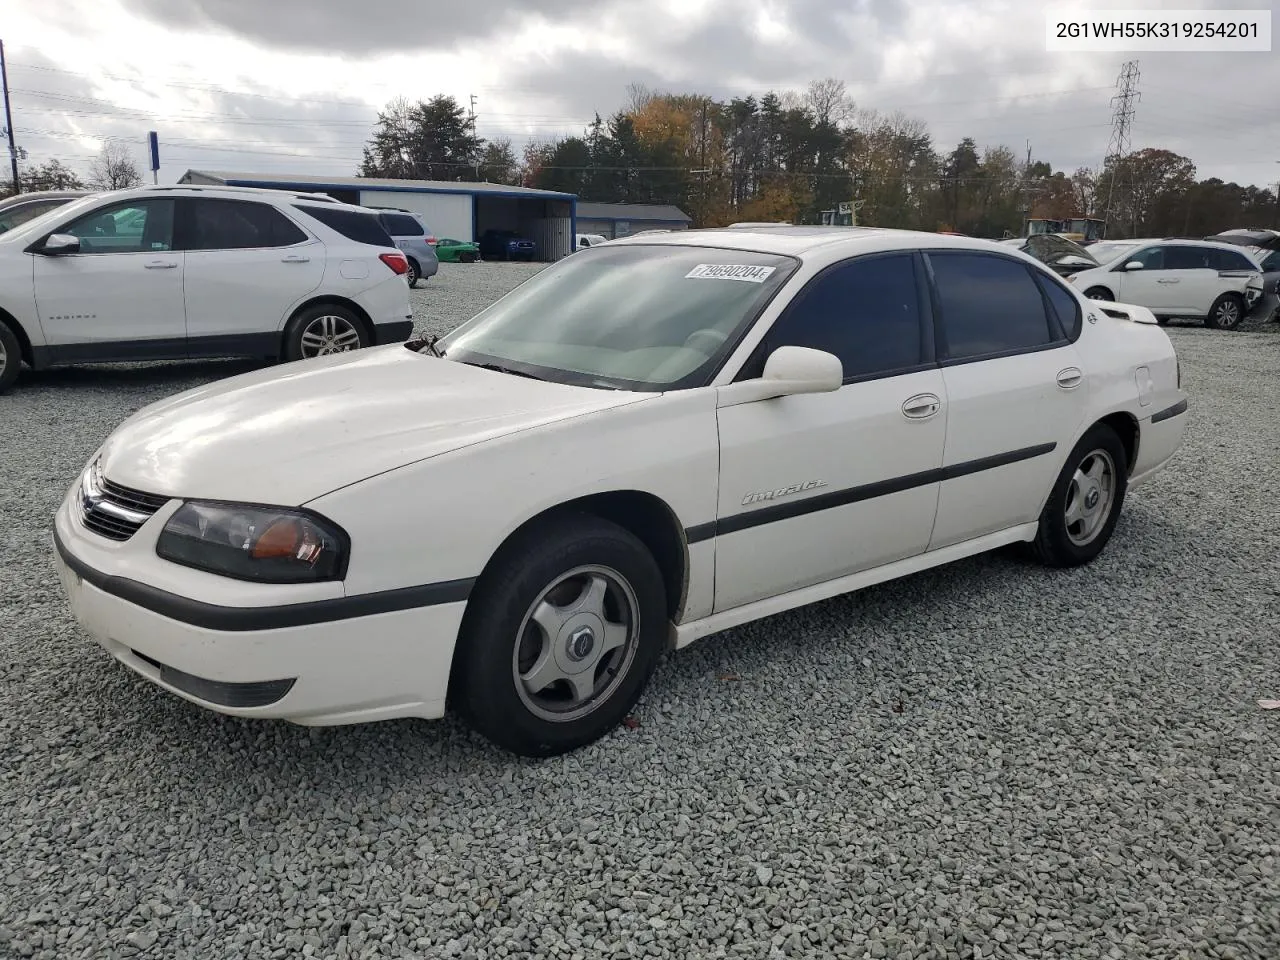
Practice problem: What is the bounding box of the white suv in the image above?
[1066,238,1264,330]
[0,184,415,393]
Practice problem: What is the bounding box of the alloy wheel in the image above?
[512,565,641,723]
[299,315,362,357]
[1064,449,1117,547]
[1213,299,1241,328]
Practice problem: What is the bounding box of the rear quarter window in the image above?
[295,205,393,247]
[378,213,424,236]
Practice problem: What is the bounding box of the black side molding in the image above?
[131,650,295,708]
[1150,398,1188,424]
[685,442,1057,543]
[54,529,474,632]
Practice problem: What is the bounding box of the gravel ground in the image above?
[1,264,1278,959]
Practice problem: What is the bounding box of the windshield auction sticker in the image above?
[685,264,777,283]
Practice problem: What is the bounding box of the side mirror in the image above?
[39,233,81,255]
[719,346,843,407]
[1123,260,1145,271]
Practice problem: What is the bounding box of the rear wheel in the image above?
[452,514,668,757]
[1204,293,1244,330]
[0,320,21,394]
[1083,286,1113,301]
[283,304,370,362]
[1031,423,1128,568]
[406,258,421,288]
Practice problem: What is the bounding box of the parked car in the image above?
[1065,238,1264,329]
[0,184,413,393]
[576,233,609,250]
[0,189,94,235]
[52,226,1186,756]
[370,208,439,287]
[1207,229,1280,323]
[435,238,480,263]
[479,229,536,261]
[997,234,1099,277]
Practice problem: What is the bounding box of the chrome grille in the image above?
[78,460,170,542]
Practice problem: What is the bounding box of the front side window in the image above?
[439,245,798,390]
[929,252,1055,361]
[60,199,175,253]
[1118,246,1164,271]
[184,199,308,250]
[749,253,924,381]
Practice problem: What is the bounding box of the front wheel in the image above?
[0,320,21,394]
[1030,424,1129,568]
[283,305,370,362]
[452,514,668,757]
[1204,293,1245,330]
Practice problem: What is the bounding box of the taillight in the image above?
[425,236,438,246]
[379,252,408,275]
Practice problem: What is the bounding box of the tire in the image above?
[1083,287,1113,301]
[406,258,420,289]
[0,320,21,395]
[1030,423,1129,568]
[1204,293,1245,330]
[1156,318,1170,326]
[452,513,668,757]
[282,304,370,362]
[460,252,476,264]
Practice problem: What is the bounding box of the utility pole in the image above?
[699,97,708,226]
[1100,59,1140,238]
[468,95,479,180]
[1,40,19,195]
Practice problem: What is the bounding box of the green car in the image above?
[435,238,480,263]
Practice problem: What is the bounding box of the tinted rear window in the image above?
[379,213,424,236]
[1209,248,1259,271]
[295,205,393,246]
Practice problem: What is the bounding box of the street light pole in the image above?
[0,39,19,195]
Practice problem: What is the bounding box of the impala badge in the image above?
[742,479,827,507]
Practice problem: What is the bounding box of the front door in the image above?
[1111,245,1180,312]
[177,197,325,354]
[712,252,946,612]
[33,197,185,360]
[924,251,1092,549]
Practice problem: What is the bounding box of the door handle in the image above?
[281,255,311,263]
[1057,367,1084,389]
[901,393,941,420]
[144,260,177,269]
[1156,278,1179,284]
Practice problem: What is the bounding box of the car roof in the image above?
[105,183,370,212]
[604,225,1007,257]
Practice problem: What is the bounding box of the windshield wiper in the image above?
[462,361,548,381]
[406,334,445,357]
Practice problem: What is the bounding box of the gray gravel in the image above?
[1,265,1278,959]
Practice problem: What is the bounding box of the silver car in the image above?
[0,189,94,235]
[371,208,440,288]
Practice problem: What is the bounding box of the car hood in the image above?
[96,345,651,505]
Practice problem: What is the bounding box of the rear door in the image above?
[33,197,185,357]
[178,197,324,354]
[925,251,1091,549]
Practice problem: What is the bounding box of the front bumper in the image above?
[53,498,466,726]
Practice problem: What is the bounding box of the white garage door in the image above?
[359,191,473,241]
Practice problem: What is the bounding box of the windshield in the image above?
[438,244,798,391]
[1087,241,1139,265]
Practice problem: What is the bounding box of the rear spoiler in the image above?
[1088,299,1159,324]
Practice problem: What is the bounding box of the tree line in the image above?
[0,142,144,197]
[360,81,1278,239]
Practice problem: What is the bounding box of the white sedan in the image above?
[52,227,1188,756]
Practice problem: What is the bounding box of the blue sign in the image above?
[148,131,159,172]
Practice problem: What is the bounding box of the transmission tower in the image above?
[1100,60,1140,237]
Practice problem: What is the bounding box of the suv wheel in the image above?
[1205,293,1244,330]
[406,258,421,288]
[0,321,21,394]
[283,305,370,361]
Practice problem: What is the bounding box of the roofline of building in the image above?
[192,173,577,202]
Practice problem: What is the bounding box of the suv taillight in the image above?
[379,252,408,275]
[425,236,438,246]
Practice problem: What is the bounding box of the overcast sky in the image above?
[5,0,1278,191]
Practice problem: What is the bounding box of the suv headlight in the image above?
[156,502,348,583]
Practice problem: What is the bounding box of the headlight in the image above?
[156,502,347,583]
